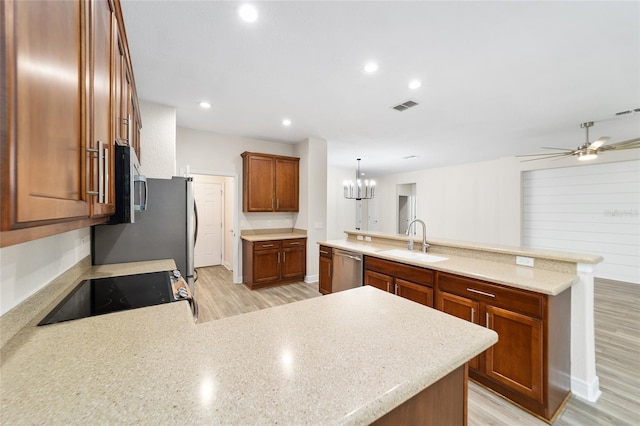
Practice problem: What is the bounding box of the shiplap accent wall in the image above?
[522,160,640,284]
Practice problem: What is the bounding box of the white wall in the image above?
[176,127,298,231]
[138,100,176,178]
[294,137,328,281]
[370,150,640,251]
[523,160,640,284]
[326,164,358,240]
[0,229,90,316]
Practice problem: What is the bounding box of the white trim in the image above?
[305,274,319,283]
[570,263,601,402]
[571,376,602,403]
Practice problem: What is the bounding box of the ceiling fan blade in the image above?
[599,138,640,151]
[588,137,610,150]
[519,153,574,162]
[539,147,575,151]
[515,152,573,157]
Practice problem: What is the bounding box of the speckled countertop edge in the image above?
[343,230,603,264]
[319,239,579,296]
[241,233,308,241]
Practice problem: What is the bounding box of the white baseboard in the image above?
[571,375,601,402]
[305,274,319,283]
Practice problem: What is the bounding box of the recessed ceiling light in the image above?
[282,119,291,126]
[238,4,258,23]
[198,101,211,109]
[408,80,422,90]
[363,62,378,74]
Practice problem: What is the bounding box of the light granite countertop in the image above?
[241,233,307,242]
[320,238,581,296]
[0,264,497,425]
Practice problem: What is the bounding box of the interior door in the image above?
[193,180,223,267]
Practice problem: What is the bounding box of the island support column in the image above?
[571,263,601,402]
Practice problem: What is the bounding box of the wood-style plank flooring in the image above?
[194,267,640,425]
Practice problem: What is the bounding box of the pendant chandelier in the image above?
[343,158,375,200]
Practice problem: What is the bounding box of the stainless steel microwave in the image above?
[109,145,147,223]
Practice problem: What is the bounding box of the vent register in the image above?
[391,100,419,111]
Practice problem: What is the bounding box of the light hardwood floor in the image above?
[194,267,640,425]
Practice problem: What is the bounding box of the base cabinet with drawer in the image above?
[242,238,306,289]
[364,256,434,308]
[318,245,333,294]
[435,271,571,422]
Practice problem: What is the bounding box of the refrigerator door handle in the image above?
[194,200,199,246]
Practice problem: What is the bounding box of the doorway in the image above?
[192,176,223,268]
[189,173,238,283]
[397,183,417,234]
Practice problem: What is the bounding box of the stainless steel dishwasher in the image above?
[332,249,363,292]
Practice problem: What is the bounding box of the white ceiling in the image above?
[120,1,640,176]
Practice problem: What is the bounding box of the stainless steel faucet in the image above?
[406,219,430,252]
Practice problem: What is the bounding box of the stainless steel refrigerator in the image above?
[92,176,197,293]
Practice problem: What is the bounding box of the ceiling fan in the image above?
[518,121,640,162]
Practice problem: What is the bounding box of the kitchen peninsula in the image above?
[0,260,496,424]
[319,230,603,422]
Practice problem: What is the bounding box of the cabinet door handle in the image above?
[471,307,475,323]
[86,141,104,202]
[278,252,280,263]
[386,282,391,292]
[277,198,279,209]
[394,284,398,295]
[103,144,109,204]
[283,252,286,263]
[485,312,490,328]
[262,244,274,248]
[127,114,132,144]
[290,242,300,245]
[467,288,496,298]
[319,250,329,254]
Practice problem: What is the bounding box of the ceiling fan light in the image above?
[578,151,598,161]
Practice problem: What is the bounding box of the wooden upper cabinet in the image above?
[241,152,299,212]
[1,0,141,246]
[274,157,299,211]
[89,0,116,217]
[2,0,89,228]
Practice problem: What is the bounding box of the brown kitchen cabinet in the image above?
[243,238,307,289]
[2,0,90,229]
[363,256,434,307]
[241,152,299,212]
[435,271,570,422]
[1,0,141,247]
[437,292,480,371]
[318,245,333,294]
[89,0,116,218]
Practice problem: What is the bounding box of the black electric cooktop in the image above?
[38,271,174,326]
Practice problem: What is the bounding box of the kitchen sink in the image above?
[377,249,448,263]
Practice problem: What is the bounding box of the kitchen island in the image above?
[0,260,497,424]
[318,230,604,421]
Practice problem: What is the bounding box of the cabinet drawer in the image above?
[319,245,332,258]
[365,256,433,287]
[283,238,306,248]
[437,272,544,318]
[254,241,282,250]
